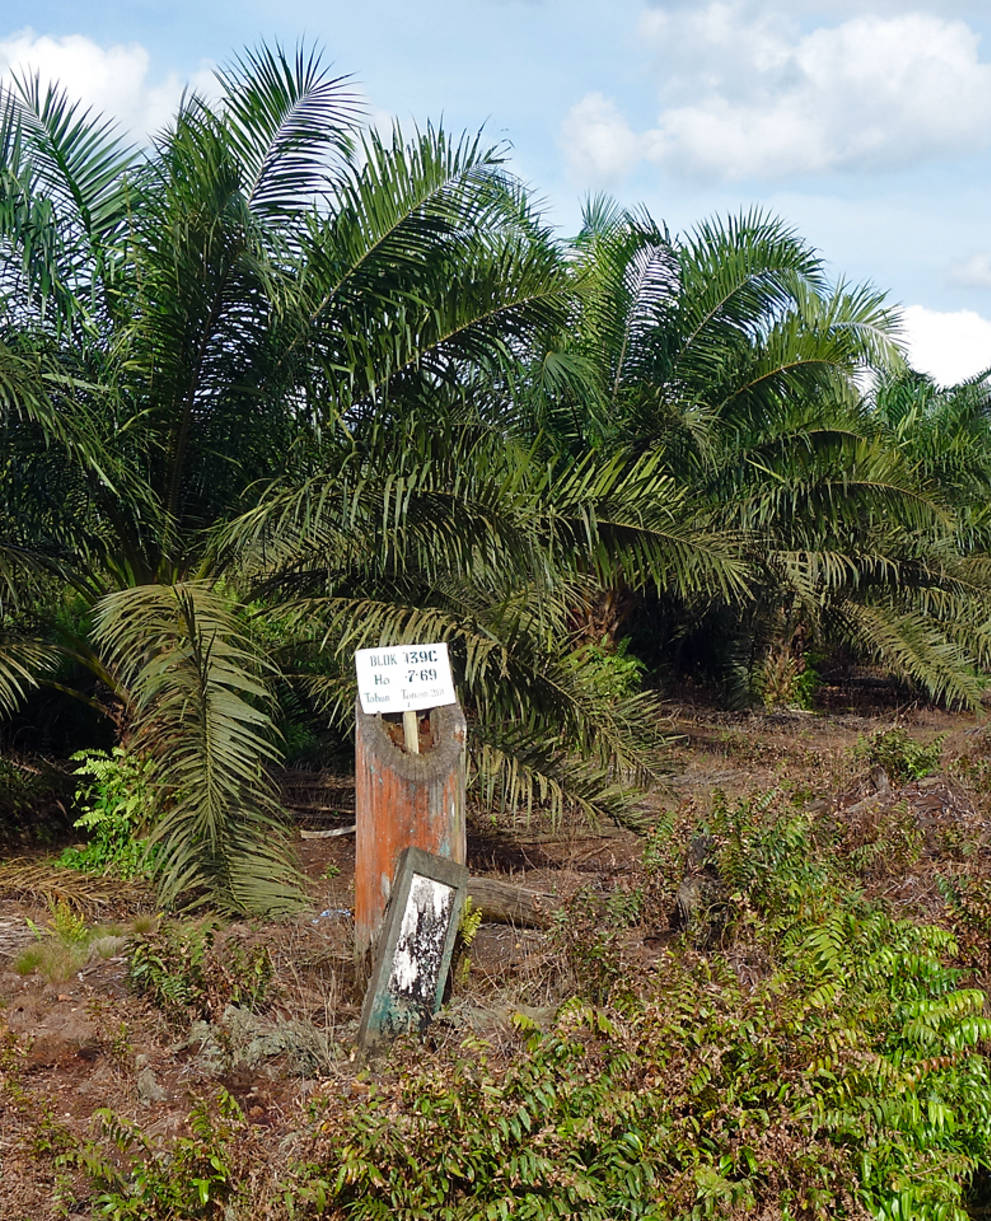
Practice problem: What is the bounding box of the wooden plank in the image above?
[298,824,357,839]
[358,847,468,1048]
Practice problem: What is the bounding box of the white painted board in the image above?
[355,642,456,714]
[388,874,456,1007]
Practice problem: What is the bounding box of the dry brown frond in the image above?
[0,859,151,916]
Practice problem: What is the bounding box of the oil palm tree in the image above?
[1,42,744,907]
[544,199,991,704]
[0,43,609,910]
[217,405,747,828]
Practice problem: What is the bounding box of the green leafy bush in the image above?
[42,782,991,1220]
[549,886,637,1003]
[697,787,833,925]
[283,913,991,1221]
[856,728,946,782]
[790,655,822,710]
[126,920,276,1026]
[58,747,156,879]
[569,635,646,701]
[59,1091,243,1219]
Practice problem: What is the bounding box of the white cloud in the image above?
[901,304,991,384]
[561,91,641,184]
[0,29,214,139]
[949,253,991,288]
[567,4,991,183]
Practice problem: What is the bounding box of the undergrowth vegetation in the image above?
[11,898,128,983]
[856,728,947,782]
[58,747,157,881]
[125,920,277,1027]
[279,795,991,1220]
[1,779,985,1220]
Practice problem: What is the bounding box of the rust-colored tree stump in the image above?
[354,699,466,965]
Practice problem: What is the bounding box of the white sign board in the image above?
[355,642,456,714]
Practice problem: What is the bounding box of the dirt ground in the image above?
[1,696,989,1218]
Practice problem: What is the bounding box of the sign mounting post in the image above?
[403,710,419,755]
[353,642,465,970]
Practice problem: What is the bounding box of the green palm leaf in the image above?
[0,634,58,717]
[836,601,985,708]
[93,582,303,914]
[0,73,136,325]
[216,41,360,218]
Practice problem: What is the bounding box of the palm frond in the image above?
[0,633,58,717]
[5,71,135,235]
[468,736,644,830]
[93,583,304,914]
[539,447,748,602]
[836,601,985,709]
[216,41,360,218]
[0,73,135,325]
[675,209,825,357]
[572,202,678,411]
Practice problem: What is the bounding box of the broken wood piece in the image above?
[466,876,606,928]
[468,876,554,927]
[299,824,357,839]
[840,793,888,817]
[289,803,356,814]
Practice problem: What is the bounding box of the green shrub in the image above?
[549,886,638,1004]
[59,1091,244,1219]
[706,787,833,922]
[58,747,157,879]
[790,655,822,710]
[856,728,946,782]
[126,920,276,1025]
[49,781,991,1220]
[569,635,646,700]
[283,908,991,1221]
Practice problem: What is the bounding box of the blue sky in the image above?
[4,0,991,383]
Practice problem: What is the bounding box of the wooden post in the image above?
[354,699,466,966]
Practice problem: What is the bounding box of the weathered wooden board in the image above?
[358,847,468,1048]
